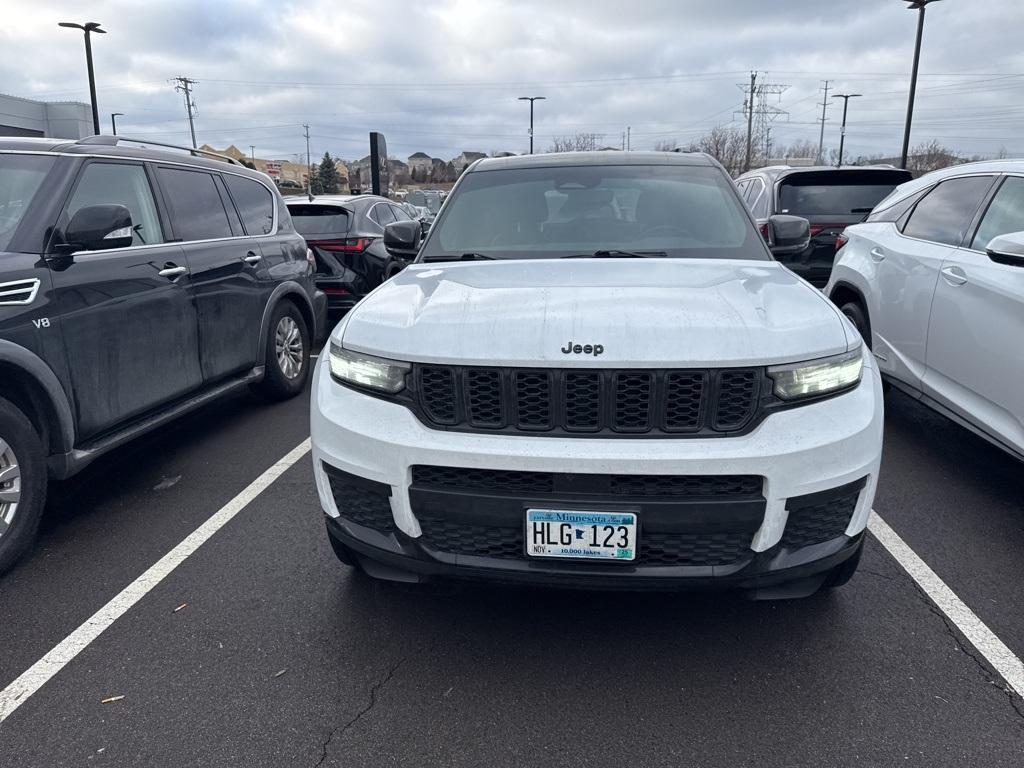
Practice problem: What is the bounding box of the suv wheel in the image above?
[839,301,871,349]
[255,301,310,400]
[0,397,47,576]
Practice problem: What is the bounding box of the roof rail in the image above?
[75,135,244,166]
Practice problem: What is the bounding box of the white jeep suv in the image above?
[827,160,1024,461]
[311,152,883,597]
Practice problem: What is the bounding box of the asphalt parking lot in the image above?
[1,361,1023,766]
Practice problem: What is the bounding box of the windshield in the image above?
[778,171,910,217]
[0,154,54,251]
[418,164,766,261]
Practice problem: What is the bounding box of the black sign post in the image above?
[369,132,389,197]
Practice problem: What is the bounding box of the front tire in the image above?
[0,397,47,576]
[840,301,871,349]
[254,301,310,401]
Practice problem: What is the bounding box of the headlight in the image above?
[329,343,409,393]
[768,348,863,400]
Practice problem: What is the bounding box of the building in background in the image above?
[0,93,92,139]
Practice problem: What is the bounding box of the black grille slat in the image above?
[412,465,555,494]
[563,372,602,431]
[413,465,760,499]
[413,365,764,437]
[639,532,749,566]
[664,372,707,431]
[613,372,653,431]
[325,473,394,532]
[782,489,860,548]
[514,371,552,429]
[418,366,458,425]
[466,369,504,427]
[713,370,759,431]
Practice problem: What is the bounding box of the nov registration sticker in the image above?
[525,509,637,561]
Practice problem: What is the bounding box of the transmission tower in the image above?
[737,74,790,169]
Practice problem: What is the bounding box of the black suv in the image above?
[734,165,912,287]
[286,195,420,313]
[0,136,326,573]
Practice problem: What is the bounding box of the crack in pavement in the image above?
[313,657,406,767]
[903,578,1024,724]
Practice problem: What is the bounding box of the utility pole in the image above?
[627,126,631,151]
[744,71,757,172]
[303,124,312,198]
[621,131,625,151]
[832,93,862,166]
[249,145,256,162]
[816,80,831,165]
[765,126,772,163]
[172,77,198,148]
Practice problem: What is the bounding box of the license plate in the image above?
[525,509,637,561]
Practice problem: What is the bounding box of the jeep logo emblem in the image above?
[561,341,604,356]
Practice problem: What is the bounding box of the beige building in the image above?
[199,144,348,188]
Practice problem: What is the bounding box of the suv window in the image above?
[0,154,55,252]
[902,176,994,246]
[747,178,767,218]
[65,162,164,247]
[971,176,1024,251]
[778,170,910,217]
[370,203,396,227]
[224,174,274,236]
[156,167,233,241]
[390,203,411,222]
[420,163,766,261]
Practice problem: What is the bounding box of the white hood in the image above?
[339,259,852,367]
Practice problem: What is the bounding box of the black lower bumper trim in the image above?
[325,514,864,592]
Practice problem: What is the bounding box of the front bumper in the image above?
[310,351,883,589]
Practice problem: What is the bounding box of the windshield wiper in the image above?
[563,250,668,259]
[421,252,496,263]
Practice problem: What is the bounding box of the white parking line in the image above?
[0,439,311,725]
[869,510,1024,698]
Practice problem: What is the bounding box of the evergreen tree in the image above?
[315,152,340,194]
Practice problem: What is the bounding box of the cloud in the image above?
[2,0,1022,162]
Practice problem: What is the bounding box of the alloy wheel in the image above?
[0,438,21,540]
[275,316,304,380]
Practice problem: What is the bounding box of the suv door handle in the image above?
[158,264,188,280]
[869,247,886,263]
[243,252,262,265]
[941,265,968,286]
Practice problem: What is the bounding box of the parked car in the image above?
[285,195,419,314]
[826,160,1024,461]
[399,201,431,233]
[734,166,912,287]
[0,136,326,574]
[311,151,884,597]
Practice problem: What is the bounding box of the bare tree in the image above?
[653,140,678,152]
[907,139,962,175]
[682,125,748,176]
[547,133,603,153]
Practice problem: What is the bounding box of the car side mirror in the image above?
[384,219,422,257]
[985,231,1024,267]
[766,214,811,255]
[63,204,134,252]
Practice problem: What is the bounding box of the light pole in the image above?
[58,21,105,135]
[517,96,546,154]
[110,112,123,135]
[899,0,940,169]
[832,94,861,166]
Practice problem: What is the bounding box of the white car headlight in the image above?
[329,343,410,393]
[768,348,863,400]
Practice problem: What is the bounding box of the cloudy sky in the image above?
[2,0,1022,164]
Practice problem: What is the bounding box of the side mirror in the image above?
[985,231,1024,267]
[64,204,134,252]
[384,219,422,257]
[766,214,810,255]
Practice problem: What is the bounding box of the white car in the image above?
[826,160,1024,460]
[311,152,883,598]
